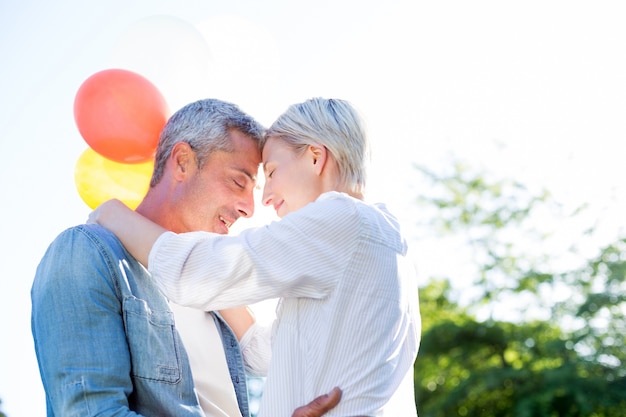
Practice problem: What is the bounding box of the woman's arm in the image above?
[218,306,256,340]
[89,199,166,267]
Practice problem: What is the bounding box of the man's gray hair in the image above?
[151,99,265,187]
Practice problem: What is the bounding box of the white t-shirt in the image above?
[170,304,242,417]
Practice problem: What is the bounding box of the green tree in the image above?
[413,160,626,416]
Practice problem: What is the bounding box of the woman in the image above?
[91,97,420,416]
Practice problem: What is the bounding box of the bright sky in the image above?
[1,1,625,415]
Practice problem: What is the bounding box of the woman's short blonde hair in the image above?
[264,97,369,194]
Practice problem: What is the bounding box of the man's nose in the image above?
[237,192,255,218]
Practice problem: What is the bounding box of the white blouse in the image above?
[149,192,421,417]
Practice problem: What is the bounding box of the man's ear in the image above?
[309,144,328,176]
[170,142,196,180]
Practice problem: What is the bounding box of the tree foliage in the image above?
[413,160,626,416]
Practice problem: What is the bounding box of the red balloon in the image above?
[74,69,169,163]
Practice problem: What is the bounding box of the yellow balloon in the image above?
[74,148,153,209]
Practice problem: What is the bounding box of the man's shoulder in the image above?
[56,223,117,241]
[34,224,143,291]
[46,223,128,260]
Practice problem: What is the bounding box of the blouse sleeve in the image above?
[148,194,360,310]
[239,321,273,377]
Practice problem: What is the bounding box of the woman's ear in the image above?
[170,142,196,180]
[309,144,328,176]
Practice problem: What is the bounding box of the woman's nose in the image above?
[261,185,272,207]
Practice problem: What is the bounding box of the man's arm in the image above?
[292,387,342,417]
[31,228,140,416]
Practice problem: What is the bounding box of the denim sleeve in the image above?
[31,227,143,416]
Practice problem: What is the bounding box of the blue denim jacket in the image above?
[31,224,249,417]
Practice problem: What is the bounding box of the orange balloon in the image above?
[74,148,154,210]
[74,69,169,163]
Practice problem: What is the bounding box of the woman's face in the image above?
[261,137,322,218]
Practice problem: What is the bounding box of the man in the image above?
[31,98,340,416]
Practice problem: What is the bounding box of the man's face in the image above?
[173,130,261,234]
